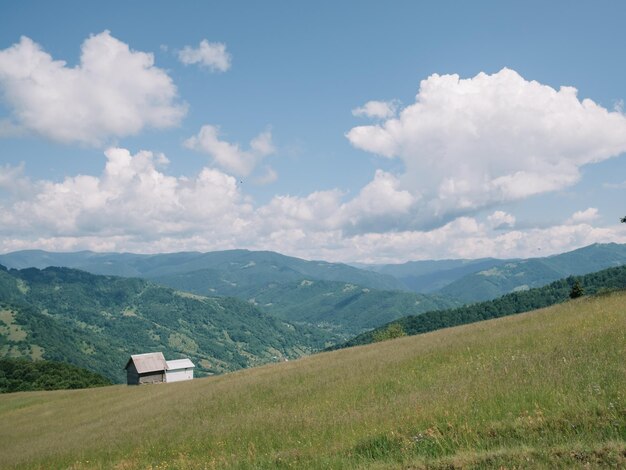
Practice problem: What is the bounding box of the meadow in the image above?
[0,291,624,469]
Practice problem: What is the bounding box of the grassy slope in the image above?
[0,291,624,469]
[339,265,626,349]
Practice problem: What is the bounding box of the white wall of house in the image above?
[165,367,194,382]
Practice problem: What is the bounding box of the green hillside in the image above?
[247,279,456,336]
[438,243,626,302]
[0,249,404,292]
[0,291,624,469]
[340,265,626,349]
[0,265,333,382]
[0,358,111,393]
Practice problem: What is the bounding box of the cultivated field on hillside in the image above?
[0,291,624,469]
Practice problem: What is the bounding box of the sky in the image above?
[1,1,625,263]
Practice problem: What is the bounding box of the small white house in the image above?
[165,358,195,383]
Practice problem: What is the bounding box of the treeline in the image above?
[336,265,626,349]
[0,358,112,393]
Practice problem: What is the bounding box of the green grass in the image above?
[0,291,624,469]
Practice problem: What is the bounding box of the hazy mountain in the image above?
[437,243,626,303]
[359,258,511,292]
[0,249,405,293]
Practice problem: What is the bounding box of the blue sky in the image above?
[0,1,625,263]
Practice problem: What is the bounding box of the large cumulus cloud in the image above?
[0,148,252,242]
[347,68,626,228]
[0,31,186,145]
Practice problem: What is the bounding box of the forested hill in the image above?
[0,358,112,393]
[0,265,333,383]
[246,279,456,336]
[336,265,626,349]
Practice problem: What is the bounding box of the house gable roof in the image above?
[125,352,167,373]
[166,358,195,370]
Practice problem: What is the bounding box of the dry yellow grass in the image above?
[0,291,624,469]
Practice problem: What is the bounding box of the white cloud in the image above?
[0,148,252,240]
[346,68,626,227]
[0,162,30,196]
[352,100,398,119]
[487,211,516,229]
[336,219,626,264]
[178,39,231,72]
[567,207,599,224]
[257,189,345,232]
[340,170,417,233]
[184,125,276,177]
[1,148,625,262]
[0,31,186,145]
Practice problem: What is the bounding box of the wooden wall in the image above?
[126,362,165,385]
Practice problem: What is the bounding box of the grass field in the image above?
[0,291,624,469]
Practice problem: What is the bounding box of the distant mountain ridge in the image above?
[357,243,626,302]
[0,249,404,293]
[360,257,511,293]
[2,243,625,316]
[436,243,626,302]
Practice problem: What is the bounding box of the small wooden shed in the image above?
[125,352,167,385]
[165,358,195,383]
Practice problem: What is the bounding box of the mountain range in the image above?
[3,244,625,306]
[360,242,626,302]
[0,249,404,293]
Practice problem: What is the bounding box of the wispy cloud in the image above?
[184,126,275,177]
[178,39,231,72]
[352,100,399,119]
[603,180,626,189]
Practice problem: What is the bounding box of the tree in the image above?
[569,280,584,299]
[621,216,626,223]
[372,323,407,343]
